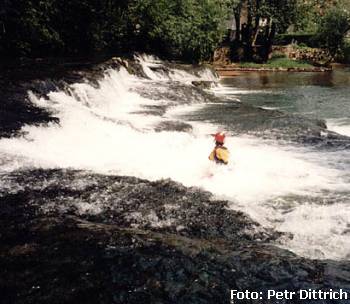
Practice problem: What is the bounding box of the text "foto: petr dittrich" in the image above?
[230,289,348,301]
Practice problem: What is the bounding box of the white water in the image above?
[135,54,218,83]
[0,56,349,260]
[327,118,350,137]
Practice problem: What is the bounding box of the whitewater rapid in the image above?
[328,118,350,137]
[0,55,349,260]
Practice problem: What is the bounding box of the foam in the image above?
[327,118,350,137]
[135,54,218,83]
[278,201,350,259]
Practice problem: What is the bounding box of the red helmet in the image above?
[213,132,225,144]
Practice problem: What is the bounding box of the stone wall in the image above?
[213,45,332,66]
[213,46,231,65]
[272,45,331,66]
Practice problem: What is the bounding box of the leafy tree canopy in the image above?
[314,4,350,57]
[130,0,231,61]
[229,0,298,62]
[0,0,231,62]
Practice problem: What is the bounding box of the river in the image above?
[218,69,350,136]
[170,68,350,260]
[1,56,349,271]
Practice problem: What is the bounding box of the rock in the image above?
[155,121,193,132]
[213,47,231,65]
[181,102,350,148]
[112,57,129,69]
[1,169,350,304]
[191,81,214,89]
[0,56,146,138]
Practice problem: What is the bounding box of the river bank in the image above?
[214,65,332,77]
[212,45,337,77]
[213,58,332,77]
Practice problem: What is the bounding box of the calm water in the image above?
[215,69,350,135]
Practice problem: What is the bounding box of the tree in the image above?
[314,5,350,58]
[293,0,349,34]
[0,0,63,57]
[0,0,231,62]
[0,0,139,58]
[130,0,230,61]
[230,0,298,62]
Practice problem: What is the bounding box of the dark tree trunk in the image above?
[230,2,243,61]
[252,0,261,46]
[231,0,278,63]
[234,10,241,42]
[261,21,276,62]
[243,0,254,61]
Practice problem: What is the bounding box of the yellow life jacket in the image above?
[209,146,229,165]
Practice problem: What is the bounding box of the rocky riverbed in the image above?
[1,169,350,304]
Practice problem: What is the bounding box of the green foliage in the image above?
[131,0,230,61]
[341,40,350,63]
[314,6,350,57]
[274,33,316,46]
[293,0,325,33]
[230,0,298,62]
[0,0,230,61]
[296,43,308,48]
[270,51,286,59]
[0,0,63,56]
[0,0,134,57]
[253,0,298,34]
[293,0,350,37]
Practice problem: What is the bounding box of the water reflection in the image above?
[222,69,350,88]
[219,69,350,122]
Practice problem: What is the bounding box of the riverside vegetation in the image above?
[1,0,350,64]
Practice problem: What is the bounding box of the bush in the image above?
[296,43,308,48]
[338,40,350,63]
[274,33,316,46]
[314,7,350,58]
[270,51,286,59]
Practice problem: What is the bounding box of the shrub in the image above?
[338,40,350,63]
[314,7,350,58]
[274,33,316,46]
[270,51,286,59]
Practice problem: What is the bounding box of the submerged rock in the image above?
[179,102,350,149]
[191,81,215,89]
[155,121,193,132]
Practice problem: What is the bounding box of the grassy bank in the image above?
[236,57,314,69]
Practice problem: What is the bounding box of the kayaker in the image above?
[209,132,229,165]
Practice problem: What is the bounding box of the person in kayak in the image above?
[209,132,229,165]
